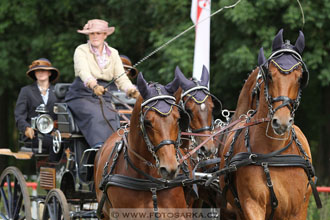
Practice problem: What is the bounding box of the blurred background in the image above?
[0,0,329,188]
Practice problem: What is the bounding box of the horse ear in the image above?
[175,66,191,87]
[258,47,266,66]
[294,30,305,55]
[200,65,209,86]
[137,72,149,99]
[165,73,180,95]
[272,29,284,52]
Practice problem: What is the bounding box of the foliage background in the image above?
[0,0,329,187]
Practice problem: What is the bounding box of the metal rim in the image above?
[42,189,70,220]
[0,166,32,220]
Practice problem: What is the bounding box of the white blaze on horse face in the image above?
[201,103,206,111]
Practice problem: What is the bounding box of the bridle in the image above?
[181,79,222,134]
[139,84,183,168]
[259,47,309,120]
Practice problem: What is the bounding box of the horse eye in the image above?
[186,108,193,116]
[144,120,153,128]
[267,73,273,82]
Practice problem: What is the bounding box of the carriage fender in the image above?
[59,170,75,193]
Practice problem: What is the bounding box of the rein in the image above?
[179,117,270,164]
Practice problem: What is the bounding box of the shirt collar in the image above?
[88,41,111,56]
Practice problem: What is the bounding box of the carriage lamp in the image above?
[35,114,54,134]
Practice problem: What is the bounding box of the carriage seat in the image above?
[53,83,80,134]
[54,83,71,100]
[55,103,80,133]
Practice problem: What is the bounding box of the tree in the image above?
[0,0,328,184]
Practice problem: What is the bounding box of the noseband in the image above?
[259,48,308,119]
[139,85,182,167]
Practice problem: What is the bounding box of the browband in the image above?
[141,95,176,108]
[268,49,302,61]
[181,86,209,98]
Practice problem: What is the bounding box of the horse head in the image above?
[258,29,309,136]
[137,73,182,179]
[175,66,221,156]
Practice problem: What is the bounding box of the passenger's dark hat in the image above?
[120,55,138,79]
[26,58,59,82]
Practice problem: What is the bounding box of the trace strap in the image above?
[179,117,270,163]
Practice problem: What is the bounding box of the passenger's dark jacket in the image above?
[15,82,59,133]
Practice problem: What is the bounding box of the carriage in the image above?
[0,83,136,219]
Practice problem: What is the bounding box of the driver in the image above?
[14,58,60,148]
[65,19,139,149]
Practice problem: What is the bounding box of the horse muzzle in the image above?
[159,165,179,180]
[271,116,294,135]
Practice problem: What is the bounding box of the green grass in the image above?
[308,192,330,220]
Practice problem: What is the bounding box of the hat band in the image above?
[29,60,52,69]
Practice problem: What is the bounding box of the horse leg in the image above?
[241,199,266,220]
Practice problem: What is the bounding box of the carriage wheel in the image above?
[42,188,70,220]
[0,166,32,220]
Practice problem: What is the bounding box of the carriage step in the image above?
[80,148,100,166]
[83,164,94,167]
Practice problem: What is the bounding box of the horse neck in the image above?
[232,68,259,121]
[127,97,158,173]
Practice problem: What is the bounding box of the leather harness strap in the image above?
[179,117,270,163]
[97,133,205,218]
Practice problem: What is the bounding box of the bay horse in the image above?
[94,73,191,219]
[175,66,220,208]
[217,29,321,219]
[175,66,238,219]
[175,65,220,157]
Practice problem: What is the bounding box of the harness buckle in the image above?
[182,179,190,187]
[163,180,169,188]
[151,187,157,193]
[249,154,257,163]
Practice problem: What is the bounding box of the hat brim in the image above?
[26,67,60,82]
[77,27,115,36]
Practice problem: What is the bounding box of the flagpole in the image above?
[191,0,211,85]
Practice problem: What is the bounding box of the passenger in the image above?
[120,55,138,80]
[15,58,60,149]
[108,55,139,91]
[65,19,139,149]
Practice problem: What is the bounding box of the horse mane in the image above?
[129,95,143,133]
[231,67,259,121]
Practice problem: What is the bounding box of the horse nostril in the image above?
[271,118,280,129]
[289,118,294,125]
[200,146,207,153]
[200,146,212,157]
[159,167,177,179]
[159,167,168,177]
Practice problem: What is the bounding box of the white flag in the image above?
[191,0,211,82]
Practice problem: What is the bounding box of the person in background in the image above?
[108,54,139,91]
[65,19,139,149]
[15,58,60,148]
[120,54,138,80]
